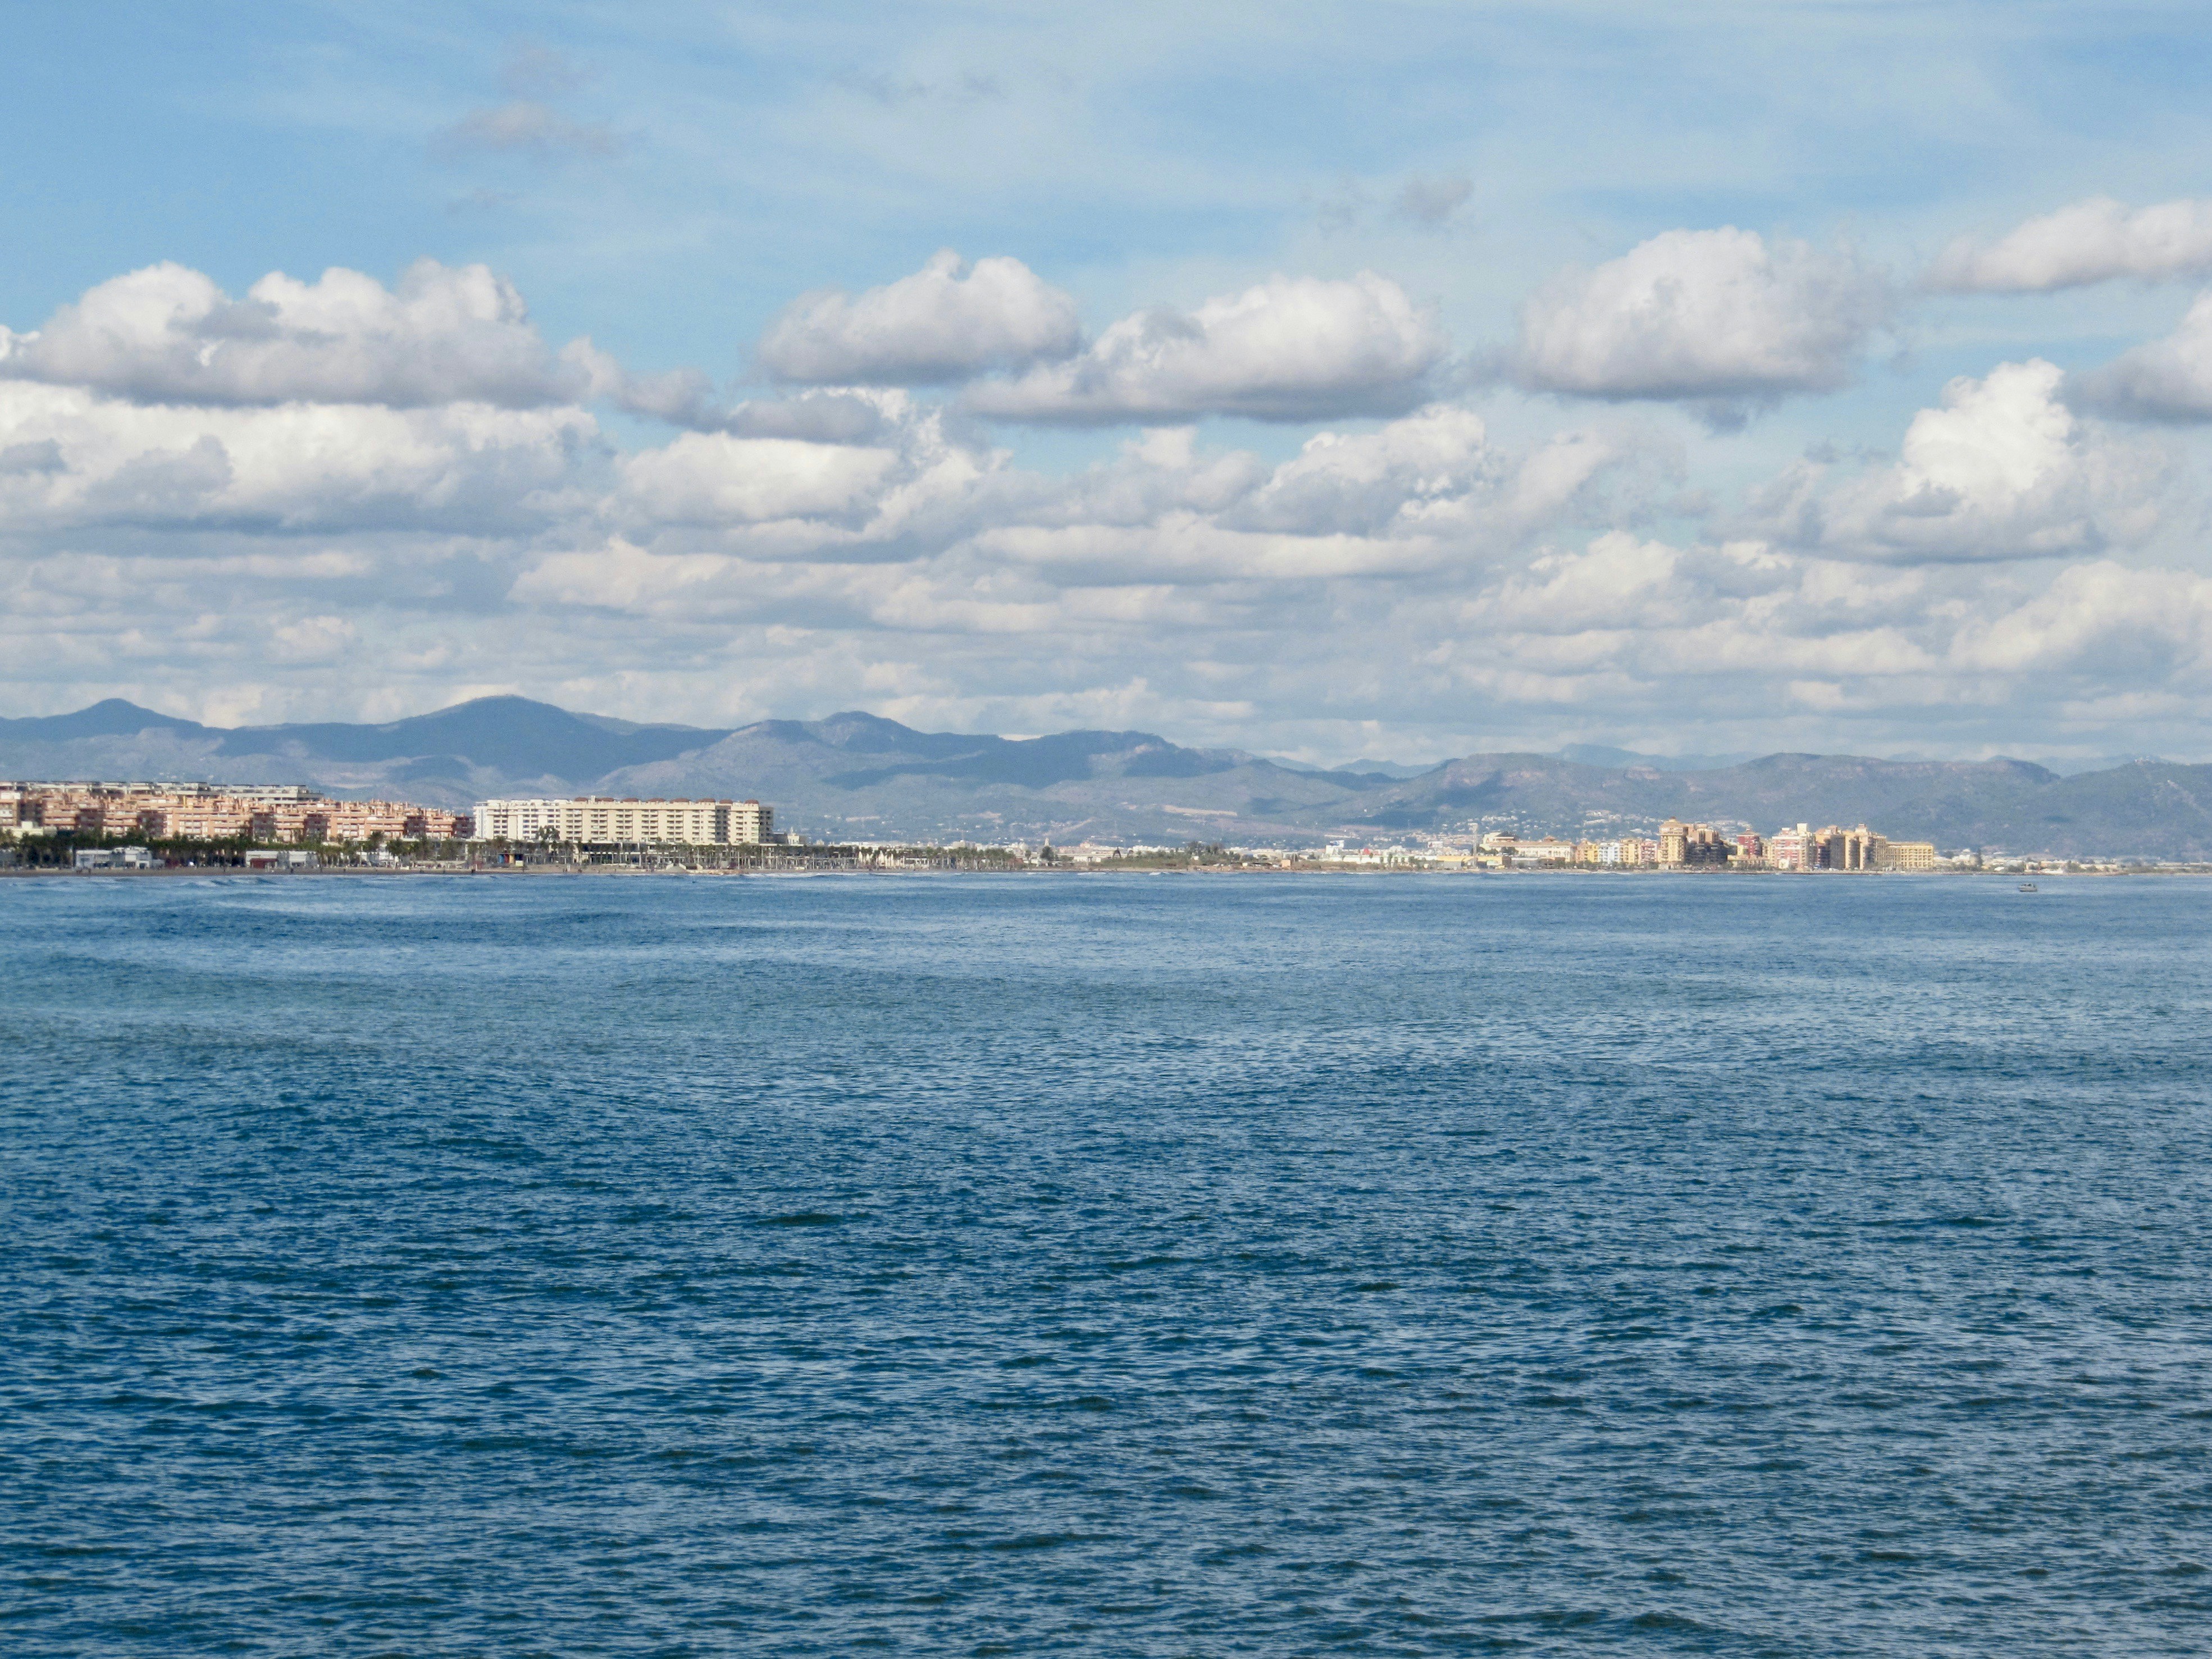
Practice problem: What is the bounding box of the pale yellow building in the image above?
[1511,836,1578,865]
[1817,824,1885,871]
[1,782,464,843]
[1876,840,1937,872]
[1659,819,1731,867]
[471,796,774,846]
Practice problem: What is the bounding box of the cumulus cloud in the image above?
[936,405,1649,585]
[609,391,995,561]
[962,272,1446,423]
[1928,197,2212,293]
[1948,560,2212,677]
[517,400,1657,607]
[619,434,905,528]
[972,517,1443,585]
[1418,530,1956,717]
[10,254,2211,764]
[1751,359,2166,563]
[1014,407,1652,555]
[998,426,1269,531]
[717,391,904,445]
[560,338,906,440]
[0,380,595,533]
[0,260,577,409]
[559,336,723,426]
[2072,291,2212,421]
[1471,534,1747,637]
[755,250,1080,386]
[1226,405,1501,535]
[1510,228,1888,410]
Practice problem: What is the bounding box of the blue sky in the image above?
[6,2,2212,762]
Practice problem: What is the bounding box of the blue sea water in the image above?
[3,872,2210,1656]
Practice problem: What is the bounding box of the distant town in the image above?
[0,782,2199,876]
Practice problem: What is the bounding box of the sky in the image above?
[7,1,2212,765]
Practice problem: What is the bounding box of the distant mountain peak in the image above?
[0,698,207,740]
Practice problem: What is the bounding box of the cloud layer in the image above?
[5,241,2212,764]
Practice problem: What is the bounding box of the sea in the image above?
[4,872,2209,1656]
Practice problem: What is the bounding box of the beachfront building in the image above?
[471,796,774,847]
[2,781,467,844]
[1474,832,1581,868]
[1769,823,1817,870]
[1512,836,1579,865]
[1766,822,1936,871]
[1659,819,1732,867]
[1818,824,1883,871]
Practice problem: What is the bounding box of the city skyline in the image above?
[0,768,2164,870]
[6,689,2207,858]
[6,6,2212,768]
[0,778,1971,872]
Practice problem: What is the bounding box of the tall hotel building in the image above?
[471,797,773,847]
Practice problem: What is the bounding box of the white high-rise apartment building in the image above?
[471,797,773,846]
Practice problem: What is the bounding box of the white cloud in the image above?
[267,614,359,664]
[755,250,1080,386]
[961,272,1446,423]
[609,391,996,563]
[714,392,901,444]
[618,434,904,527]
[1474,534,1712,635]
[564,337,918,442]
[510,539,745,614]
[1928,197,2212,292]
[2072,291,2212,421]
[956,405,1653,582]
[0,260,576,409]
[10,253,2212,764]
[1228,405,1500,535]
[1510,228,1887,408]
[558,336,729,427]
[1003,426,1269,530]
[0,380,595,532]
[1949,560,2212,675]
[508,402,1654,614]
[1751,360,2167,563]
[970,518,1423,584]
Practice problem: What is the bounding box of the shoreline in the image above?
[6,863,2208,882]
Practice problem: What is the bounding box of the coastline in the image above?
[8,863,2209,882]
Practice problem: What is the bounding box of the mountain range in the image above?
[4,696,2210,859]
